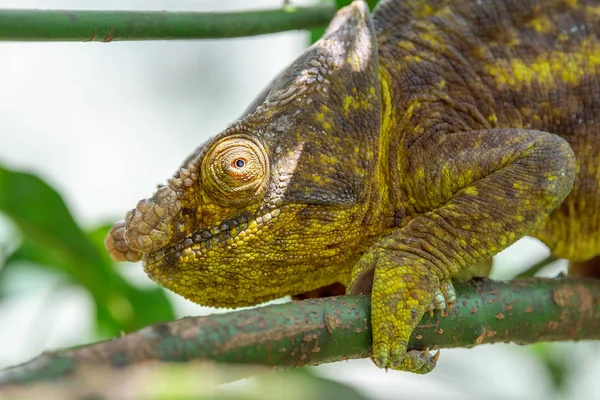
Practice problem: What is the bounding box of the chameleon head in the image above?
[105,1,384,307]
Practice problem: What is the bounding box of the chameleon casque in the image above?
[106,0,600,373]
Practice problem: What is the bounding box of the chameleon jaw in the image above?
[109,197,365,308]
[142,204,288,267]
[139,204,313,308]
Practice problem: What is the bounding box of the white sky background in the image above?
[0,1,598,399]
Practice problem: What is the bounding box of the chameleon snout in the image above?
[105,185,187,262]
[105,220,141,262]
[123,185,184,253]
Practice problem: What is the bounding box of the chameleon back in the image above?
[373,0,600,261]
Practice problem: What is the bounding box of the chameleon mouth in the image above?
[143,204,290,268]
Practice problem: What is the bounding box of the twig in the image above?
[0,6,335,42]
[516,255,560,278]
[1,277,599,388]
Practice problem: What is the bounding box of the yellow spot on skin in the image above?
[316,104,335,131]
[404,55,422,63]
[404,99,421,120]
[416,3,434,17]
[587,5,600,16]
[463,186,478,196]
[420,30,446,52]
[525,15,554,34]
[343,89,375,115]
[487,40,600,87]
[398,41,416,51]
[343,96,353,113]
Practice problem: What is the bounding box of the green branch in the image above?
[0,5,335,42]
[1,277,599,388]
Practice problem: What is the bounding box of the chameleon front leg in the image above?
[348,129,576,372]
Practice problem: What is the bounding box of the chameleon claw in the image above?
[432,350,441,362]
[440,280,457,304]
[428,310,434,318]
[433,290,447,310]
[371,355,388,369]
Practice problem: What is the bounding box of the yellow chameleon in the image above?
[107,0,600,372]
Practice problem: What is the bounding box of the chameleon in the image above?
[105,0,600,373]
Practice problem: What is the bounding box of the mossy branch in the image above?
[1,276,599,389]
[0,5,335,42]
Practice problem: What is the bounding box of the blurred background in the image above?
[0,0,598,399]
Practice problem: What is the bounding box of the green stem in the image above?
[516,255,560,278]
[0,6,335,42]
[1,277,598,387]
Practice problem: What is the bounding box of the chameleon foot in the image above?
[348,247,454,372]
[426,279,456,316]
[399,348,440,374]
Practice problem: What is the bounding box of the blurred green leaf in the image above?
[87,224,119,266]
[0,165,175,337]
[309,25,326,44]
[334,0,380,10]
[267,368,372,400]
[529,343,568,391]
[210,368,372,400]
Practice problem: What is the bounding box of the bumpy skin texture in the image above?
[106,0,600,372]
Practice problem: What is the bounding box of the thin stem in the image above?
[0,6,335,42]
[516,255,560,278]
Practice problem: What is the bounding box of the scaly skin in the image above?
[106,0,600,372]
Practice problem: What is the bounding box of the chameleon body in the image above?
[106,0,600,372]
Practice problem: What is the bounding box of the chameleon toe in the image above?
[440,280,457,305]
[432,288,447,311]
[393,349,440,374]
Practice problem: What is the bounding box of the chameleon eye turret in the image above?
[202,134,269,206]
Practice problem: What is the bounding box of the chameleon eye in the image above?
[233,158,247,169]
[202,135,269,205]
